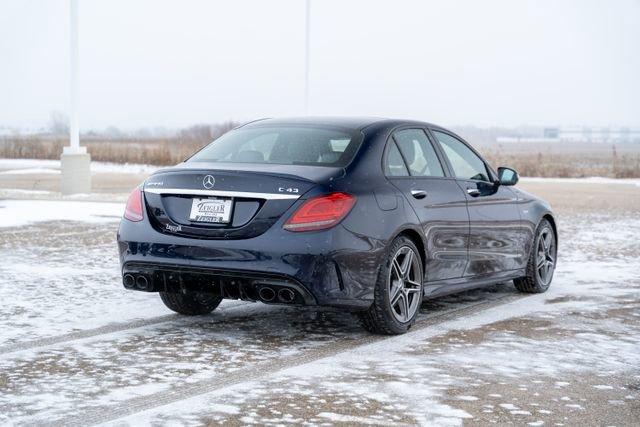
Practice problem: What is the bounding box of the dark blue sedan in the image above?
[117,117,557,334]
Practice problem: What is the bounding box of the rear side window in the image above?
[385,142,409,176]
[189,126,362,167]
[393,129,444,177]
[433,131,490,182]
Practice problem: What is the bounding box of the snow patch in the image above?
[0,167,60,175]
[593,385,614,390]
[456,395,479,401]
[0,158,159,175]
[0,200,123,227]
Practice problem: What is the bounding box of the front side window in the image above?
[433,131,490,182]
[392,129,444,177]
[189,126,362,167]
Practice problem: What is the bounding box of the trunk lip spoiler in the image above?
[143,187,300,200]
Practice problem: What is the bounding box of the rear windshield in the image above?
[188,126,363,167]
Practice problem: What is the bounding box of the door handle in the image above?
[467,188,480,197]
[411,190,427,199]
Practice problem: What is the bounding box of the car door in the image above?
[430,129,526,277]
[384,128,469,282]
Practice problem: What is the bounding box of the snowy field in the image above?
[0,158,159,175]
[0,158,155,202]
[0,195,639,425]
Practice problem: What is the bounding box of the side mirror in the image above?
[497,167,519,186]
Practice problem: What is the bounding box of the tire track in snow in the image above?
[58,292,527,427]
[0,301,253,355]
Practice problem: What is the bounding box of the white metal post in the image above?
[68,0,81,154]
[60,0,90,194]
[304,0,310,115]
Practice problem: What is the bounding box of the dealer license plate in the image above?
[188,198,233,223]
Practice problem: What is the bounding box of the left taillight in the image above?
[124,187,144,222]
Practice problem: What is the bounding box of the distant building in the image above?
[543,128,559,139]
[497,127,640,143]
[558,127,640,143]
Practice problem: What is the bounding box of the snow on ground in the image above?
[0,167,60,175]
[0,158,159,175]
[114,221,640,426]
[0,201,638,425]
[0,213,165,346]
[0,200,124,227]
[0,189,131,203]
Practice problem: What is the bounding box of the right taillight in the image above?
[124,187,144,222]
[284,192,356,232]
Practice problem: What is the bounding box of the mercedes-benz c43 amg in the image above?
[117,117,557,334]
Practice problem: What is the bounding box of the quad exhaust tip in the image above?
[123,274,135,288]
[258,286,276,302]
[135,275,149,291]
[278,288,295,303]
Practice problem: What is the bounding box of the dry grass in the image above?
[0,121,238,166]
[480,144,640,178]
[0,137,206,166]
[1,137,639,178]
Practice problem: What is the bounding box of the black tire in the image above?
[159,291,223,315]
[359,236,423,335]
[514,219,556,293]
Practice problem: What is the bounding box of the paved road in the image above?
[0,182,639,426]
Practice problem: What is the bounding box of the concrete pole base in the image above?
[60,148,91,195]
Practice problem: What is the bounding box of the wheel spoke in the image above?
[392,259,402,279]
[537,255,545,269]
[542,262,552,282]
[543,233,551,251]
[394,292,404,315]
[405,279,421,292]
[400,250,413,278]
[545,262,551,279]
[393,258,401,272]
[401,292,410,321]
[390,280,403,306]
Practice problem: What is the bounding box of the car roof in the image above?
[240,116,444,132]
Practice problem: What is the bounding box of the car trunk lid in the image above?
[143,164,343,239]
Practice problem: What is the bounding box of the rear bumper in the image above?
[117,217,384,310]
[122,262,317,305]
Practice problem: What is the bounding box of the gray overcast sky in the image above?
[1,0,639,130]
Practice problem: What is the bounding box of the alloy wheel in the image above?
[388,246,422,323]
[536,229,556,286]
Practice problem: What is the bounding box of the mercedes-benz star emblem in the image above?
[202,175,215,189]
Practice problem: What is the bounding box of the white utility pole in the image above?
[60,0,91,194]
[68,0,80,152]
[304,0,310,115]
